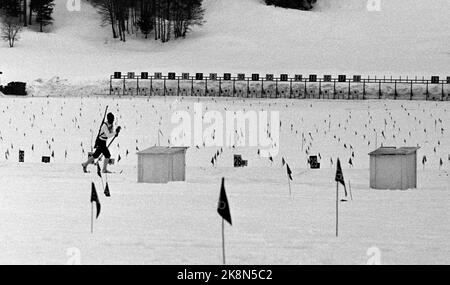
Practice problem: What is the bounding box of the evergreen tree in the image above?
[0,0,21,17]
[31,0,54,32]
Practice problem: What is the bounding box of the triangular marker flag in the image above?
[91,182,101,218]
[335,158,347,197]
[286,163,293,181]
[282,157,286,166]
[217,177,232,226]
[104,182,111,197]
[97,163,102,178]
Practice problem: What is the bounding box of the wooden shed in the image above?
[137,146,188,183]
[369,147,420,190]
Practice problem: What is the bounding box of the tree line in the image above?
[264,0,317,10]
[0,0,55,32]
[1,0,318,48]
[88,0,205,42]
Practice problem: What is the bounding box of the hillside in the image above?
[0,0,450,88]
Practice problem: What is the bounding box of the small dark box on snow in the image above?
[234,154,248,167]
[309,155,320,169]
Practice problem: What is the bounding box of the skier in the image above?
[82,112,121,173]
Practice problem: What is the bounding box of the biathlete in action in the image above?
[82,112,121,173]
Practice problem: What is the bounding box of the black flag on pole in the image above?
[286,163,293,181]
[335,158,347,197]
[217,177,232,225]
[91,182,101,218]
[104,182,111,197]
[97,163,102,178]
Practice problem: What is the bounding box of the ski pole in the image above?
[93,106,109,149]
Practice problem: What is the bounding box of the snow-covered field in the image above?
[0,96,449,264]
[1,0,450,265]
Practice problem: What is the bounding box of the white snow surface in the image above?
[1,0,450,90]
[0,96,449,264]
[1,0,450,265]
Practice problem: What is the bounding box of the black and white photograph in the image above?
[0,0,450,268]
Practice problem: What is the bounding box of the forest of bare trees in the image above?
[88,0,205,43]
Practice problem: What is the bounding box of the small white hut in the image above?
[137,146,188,183]
[369,147,420,190]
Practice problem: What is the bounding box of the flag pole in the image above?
[91,202,94,234]
[158,129,161,146]
[287,175,292,198]
[349,180,353,201]
[222,218,226,265]
[336,182,339,237]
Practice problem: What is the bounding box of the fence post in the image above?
[109,76,112,95]
[150,77,153,96]
[247,78,250,98]
[319,80,322,99]
[163,77,166,96]
[410,81,413,100]
[304,79,307,98]
[378,80,382,99]
[363,79,366,99]
[394,80,397,100]
[233,78,236,97]
[275,78,279,98]
[261,79,265,98]
[333,80,336,99]
[123,76,126,96]
[348,80,351,99]
[137,77,140,96]
[290,78,293,99]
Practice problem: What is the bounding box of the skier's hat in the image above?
[107,112,114,124]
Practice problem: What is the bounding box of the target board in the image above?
[108,73,450,100]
